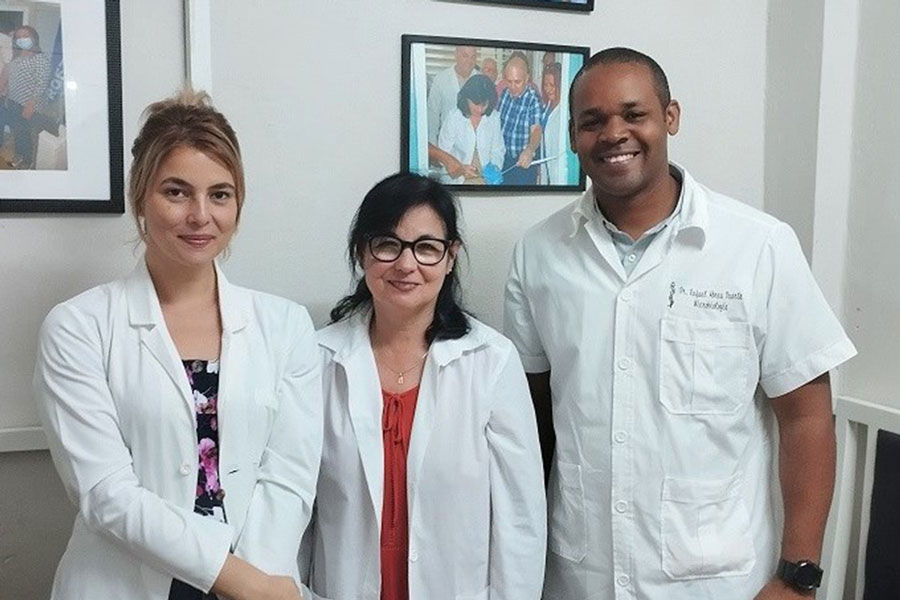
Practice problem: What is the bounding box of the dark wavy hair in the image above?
[457,74,498,117]
[329,173,470,343]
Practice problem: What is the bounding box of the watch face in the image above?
[795,562,823,589]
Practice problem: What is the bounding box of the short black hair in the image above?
[457,74,498,117]
[330,173,470,343]
[569,47,671,110]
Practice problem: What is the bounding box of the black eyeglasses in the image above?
[367,234,450,266]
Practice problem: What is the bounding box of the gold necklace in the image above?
[381,351,428,385]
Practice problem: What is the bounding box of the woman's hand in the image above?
[444,155,466,179]
[264,575,304,600]
[22,99,36,120]
[212,555,304,600]
[462,163,480,179]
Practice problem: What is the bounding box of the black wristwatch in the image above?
[776,558,823,592]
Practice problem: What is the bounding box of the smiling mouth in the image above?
[600,152,639,164]
[389,281,418,291]
[180,235,215,247]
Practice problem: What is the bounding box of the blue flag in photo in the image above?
[46,23,64,104]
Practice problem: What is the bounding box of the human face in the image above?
[504,61,529,98]
[482,59,498,83]
[13,28,34,51]
[467,99,488,118]
[455,46,477,78]
[542,72,558,106]
[570,62,680,203]
[363,204,457,318]
[141,146,238,274]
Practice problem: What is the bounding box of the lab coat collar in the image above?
[125,257,250,334]
[318,310,488,533]
[124,257,251,421]
[568,162,708,247]
[317,309,488,367]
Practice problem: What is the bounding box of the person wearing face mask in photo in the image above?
[0,25,51,169]
[301,173,546,600]
[34,90,323,600]
[437,74,505,185]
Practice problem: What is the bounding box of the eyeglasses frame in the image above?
[366,233,452,266]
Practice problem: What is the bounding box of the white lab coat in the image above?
[302,312,546,600]
[504,165,857,599]
[33,259,323,600]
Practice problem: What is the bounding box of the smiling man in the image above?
[504,47,857,600]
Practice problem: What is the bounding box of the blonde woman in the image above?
[34,91,321,600]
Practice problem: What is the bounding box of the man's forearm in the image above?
[772,374,836,562]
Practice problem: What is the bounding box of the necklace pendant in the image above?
[397,373,405,385]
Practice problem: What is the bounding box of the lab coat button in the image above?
[617,574,631,587]
[617,357,632,371]
[614,500,628,513]
[614,431,627,444]
[179,463,192,476]
[409,547,418,562]
[620,289,633,302]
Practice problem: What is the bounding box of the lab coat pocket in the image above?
[660,472,756,579]
[659,318,752,414]
[548,461,587,562]
[456,585,489,600]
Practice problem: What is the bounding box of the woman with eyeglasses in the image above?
[301,172,546,600]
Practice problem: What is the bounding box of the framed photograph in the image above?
[402,34,588,192]
[0,0,123,213]
[467,0,593,12]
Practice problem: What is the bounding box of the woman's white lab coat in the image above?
[33,259,323,599]
[303,312,546,600]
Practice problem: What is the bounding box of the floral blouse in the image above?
[168,359,225,600]
[185,359,226,523]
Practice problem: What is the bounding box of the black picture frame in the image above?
[0,0,123,213]
[401,34,589,193]
[467,0,594,12]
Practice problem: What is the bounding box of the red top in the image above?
[380,385,419,600]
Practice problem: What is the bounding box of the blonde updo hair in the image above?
[128,89,245,239]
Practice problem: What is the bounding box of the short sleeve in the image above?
[503,240,551,373]
[755,223,857,397]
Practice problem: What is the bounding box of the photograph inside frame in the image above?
[0,1,66,172]
[403,36,587,191]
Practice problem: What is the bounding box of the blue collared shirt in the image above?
[499,86,542,157]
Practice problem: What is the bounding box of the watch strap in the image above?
[776,558,823,591]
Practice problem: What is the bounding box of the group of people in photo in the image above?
[427,45,564,186]
[34,46,856,600]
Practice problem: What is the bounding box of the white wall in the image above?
[0,0,771,597]
[841,0,900,407]
[209,0,768,333]
[0,1,185,597]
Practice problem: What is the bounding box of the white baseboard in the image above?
[0,426,48,453]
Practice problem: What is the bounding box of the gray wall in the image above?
[841,0,900,407]
[0,452,75,600]
[764,2,826,257]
